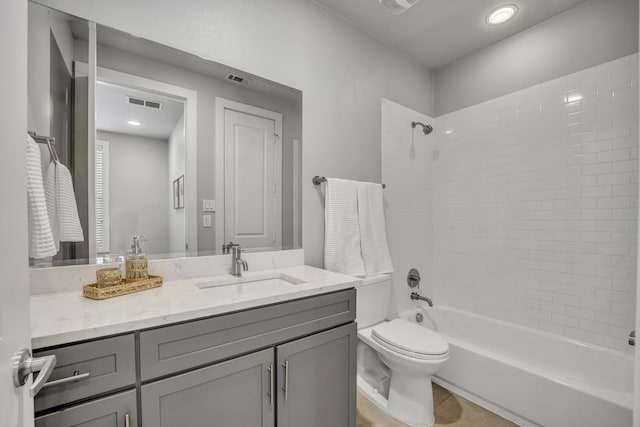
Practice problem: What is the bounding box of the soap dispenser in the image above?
[126,235,149,282]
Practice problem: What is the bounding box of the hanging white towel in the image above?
[324,178,366,277]
[26,135,57,258]
[358,181,394,276]
[44,160,84,250]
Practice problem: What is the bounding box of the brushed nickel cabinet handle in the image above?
[281,360,289,401]
[268,363,274,407]
[124,413,130,427]
[42,370,90,389]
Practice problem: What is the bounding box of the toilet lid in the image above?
[371,319,449,357]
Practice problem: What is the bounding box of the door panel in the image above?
[1,0,32,425]
[142,348,274,427]
[277,323,357,427]
[224,108,282,251]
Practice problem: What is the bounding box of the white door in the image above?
[223,106,282,251]
[1,0,35,425]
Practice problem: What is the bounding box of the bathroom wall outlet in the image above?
[203,199,216,212]
[203,215,212,228]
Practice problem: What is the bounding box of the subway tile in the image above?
[430,54,637,352]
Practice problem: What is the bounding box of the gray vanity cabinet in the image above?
[141,348,275,427]
[277,323,357,427]
[34,289,357,427]
[35,390,137,427]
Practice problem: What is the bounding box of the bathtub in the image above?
[399,306,634,427]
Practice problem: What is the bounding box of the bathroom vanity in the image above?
[30,266,358,427]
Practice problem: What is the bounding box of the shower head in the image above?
[411,121,433,135]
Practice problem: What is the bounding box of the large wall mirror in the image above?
[27,2,303,267]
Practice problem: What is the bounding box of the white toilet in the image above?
[356,274,449,427]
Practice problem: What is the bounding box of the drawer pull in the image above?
[42,370,90,389]
[282,360,289,401]
[124,413,131,427]
[268,363,274,407]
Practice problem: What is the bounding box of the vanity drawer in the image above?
[34,334,136,412]
[139,289,355,380]
[35,389,137,427]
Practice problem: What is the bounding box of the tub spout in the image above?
[411,292,433,307]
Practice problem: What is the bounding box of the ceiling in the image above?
[96,82,185,140]
[312,0,588,69]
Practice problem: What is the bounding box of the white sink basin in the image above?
[196,273,305,298]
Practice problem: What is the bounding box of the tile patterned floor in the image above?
[357,383,519,427]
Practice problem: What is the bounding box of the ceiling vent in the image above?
[127,96,163,110]
[378,0,420,15]
[226,73,250,85]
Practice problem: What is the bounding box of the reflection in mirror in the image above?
[27,3,303,267]
[27,2,89,267]
[95,82,186,260]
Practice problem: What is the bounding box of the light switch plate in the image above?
[203,199,216,212]
[203,214,212,227]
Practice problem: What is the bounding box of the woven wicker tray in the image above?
[83,275,163,300]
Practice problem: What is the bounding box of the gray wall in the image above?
[434,0,639,116]
[41,0,434,267]
[97,131,170,257]
[27,2,74,138]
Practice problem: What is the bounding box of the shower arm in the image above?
[411,121,433,135]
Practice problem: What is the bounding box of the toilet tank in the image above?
[356,274,392,328]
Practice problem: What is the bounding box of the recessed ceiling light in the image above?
[486,5,518,26]
[128,120,141,126]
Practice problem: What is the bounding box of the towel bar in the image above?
[312,176,386,188]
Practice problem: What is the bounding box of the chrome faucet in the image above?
[411,292,433,307]
[222,241,239,255]
[230,246,249,277]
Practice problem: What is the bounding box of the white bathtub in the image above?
[399,306,634,427]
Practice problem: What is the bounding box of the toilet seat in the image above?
[371,319,449,360]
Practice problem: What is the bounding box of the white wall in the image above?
[168,114,186,256]
[39,0,434,267]
[97,131,170,257]
[433,54,639,351]
[382,99,435,314]
[435,0,639,116]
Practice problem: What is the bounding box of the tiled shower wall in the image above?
[433,54,639,352]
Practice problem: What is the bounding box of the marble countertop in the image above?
[31,266,360,349]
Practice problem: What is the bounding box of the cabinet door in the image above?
[35,390,137,427]
[277,323,357,427]
[142,348,275,427]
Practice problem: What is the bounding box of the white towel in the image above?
[26,136,57,258]
[358,182,394,276]
[44,160,84,250]
[324,178,366,277]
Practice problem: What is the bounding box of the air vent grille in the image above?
[127,96,163,110]
[226,73,250,84]
[378,0,420,15]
